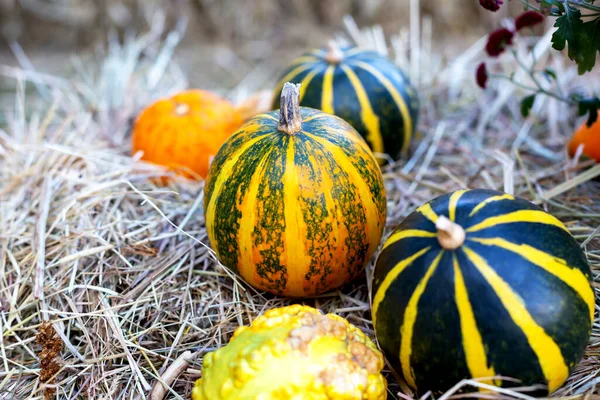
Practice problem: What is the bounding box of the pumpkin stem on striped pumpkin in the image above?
[278,82,303,135]
[435,215,466,250]
[324,40,344,64]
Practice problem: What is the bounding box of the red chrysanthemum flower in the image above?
[515,11,545,31]
[476,63,488,89]
[479,0,503,11]
[485,28,514,57]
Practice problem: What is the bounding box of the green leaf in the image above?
[521,94,536,118]
[551,7,584,58]
[578,97,600,127]
[551,9,600,75]
[577,18,600,74]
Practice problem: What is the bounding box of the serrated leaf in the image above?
[521,94,536,118]
[577,18,600,74]
[552,9,600,75]
[551,7,584,54]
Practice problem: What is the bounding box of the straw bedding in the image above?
[1,10,600,400]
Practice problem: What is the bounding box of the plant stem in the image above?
[510,48,574,104]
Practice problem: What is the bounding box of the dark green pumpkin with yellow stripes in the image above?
[204,83,387,297]
[272,43,419,163]
[373,189,594,395]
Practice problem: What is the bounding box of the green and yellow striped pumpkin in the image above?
[204,82,387,297]
[272,43,419,163]
[372,189,594,394]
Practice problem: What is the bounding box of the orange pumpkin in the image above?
[132,90,244,180]
[568,119,600,162]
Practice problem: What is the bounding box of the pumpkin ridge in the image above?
[205,133,273,257]
[399,250,445,389]
[339,64,384,155]
[282,138,311,295]
[299,133,372,283]
[208,134,280,275]
[299,65,325,102]
[468,194,515,217]
[372,247,431,329]
[465,240,592,372]
[251,141,289,293]
[237,146,276,288]
[462,246,569,392]
[448,190,469,222]
[302,132,383,254]
[321,65,336,114]
[381,229,436,252]
[351,60,414,153]
[452,254,498,386]
[469,237,594,322]
[273,63,316,100]
[305,142,346,292]
[466,210,570,233]
[416,202,438,224]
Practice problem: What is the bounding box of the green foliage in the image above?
[521,94,536,118]
[577,97,600,126]
[551,4,600,74]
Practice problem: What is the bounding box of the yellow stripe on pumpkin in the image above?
[400,250,444,389]
[302,113,331,123]
[282,139,311,297]
[381,230,436,251]
[205,134,272,256]
[321,125,376,164]
[321,65,336,114]
[351,61,414,153]
[468,194,515,217]
[273,63,317,100]
[462,247,569,393]
[299,66,325,101]
[416,203,438,224]
[304,132,383,253]
[237,153,272,286]
[372,247,431,329]
[466,210,570,234]
[453,255,497,386]
[470,237,595,323]
[261,114,278,122]
[340,64,384,155]
[449,190,468,222]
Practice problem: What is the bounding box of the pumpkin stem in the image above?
[278,82,303,135]
[435,215,465,250]
[324,40,344,64]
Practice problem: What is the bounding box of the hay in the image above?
[1,6,600,400]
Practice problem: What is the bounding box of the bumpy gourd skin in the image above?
[191,305,387,400]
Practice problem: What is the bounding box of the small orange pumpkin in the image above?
[132,90,244,180]
[568,119,600,162]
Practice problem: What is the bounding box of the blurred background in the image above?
[0,0,525,96]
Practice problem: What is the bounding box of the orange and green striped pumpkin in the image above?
[272,42,419,163]
[204,82,387,297]
[372,189,594,395]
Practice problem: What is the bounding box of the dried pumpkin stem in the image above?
[435,215,465,250]
[278,82,303,135]
[324,40,344,64]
